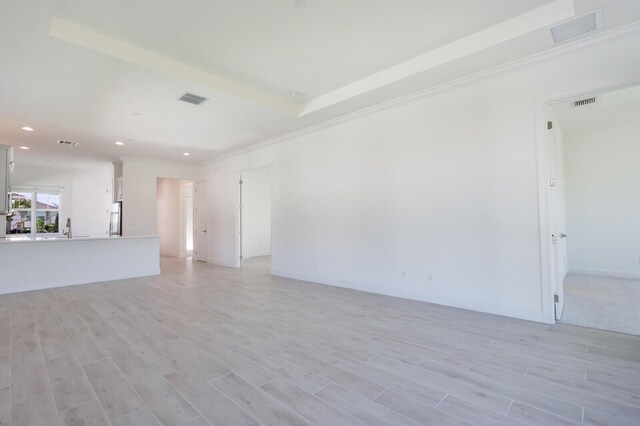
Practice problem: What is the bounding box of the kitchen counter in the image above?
[0,235,160,294]
[0,235,144,243]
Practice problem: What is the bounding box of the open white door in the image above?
[548,116,568,320]
[193,181,208,262]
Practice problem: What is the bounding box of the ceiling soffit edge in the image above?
[200,19,640,167]
[49,17,298,115]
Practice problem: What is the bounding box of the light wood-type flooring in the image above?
[0,255,639,426]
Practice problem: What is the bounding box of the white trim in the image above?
[198,20,640,167]
[10,184,64,192]
[569,268,640,280]
[272,268,544,323]
[207,257,236,268]
[535,77,640,325]
[120,156,197,170]
[0,270,161,296]
[235,165,274,270]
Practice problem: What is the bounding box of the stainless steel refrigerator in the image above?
[109,201,122,236]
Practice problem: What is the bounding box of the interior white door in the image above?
[549,118,568,320]
[193,181,208,262]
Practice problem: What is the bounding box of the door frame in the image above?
[193,180,208,262]
[535,77,640,324]
[235,165,274,270]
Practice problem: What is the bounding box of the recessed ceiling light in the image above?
[182,152,190,156]
[19,146,30,150]
[21,126,34,132]
[115,141,124,146]
[290,90,304,98]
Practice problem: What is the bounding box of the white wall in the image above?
[198,32,640,323]
[563,122,640,278]
[242,168,271,258]
[122,158,195,236]
[10,163,113,237]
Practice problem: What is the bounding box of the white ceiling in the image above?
[53,0,553,98]
[1,0,640,168]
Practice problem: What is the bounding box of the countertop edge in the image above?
[0,235,160,244]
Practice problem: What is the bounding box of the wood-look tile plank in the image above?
[10,348,50,404]
[0,355,9,390]
[315,383,421,426]
[10,306,39,354]
[165,370,260,426]
[108,349,199,426]
[83,358,144,420]
[322,351,445,407]
[110,406,163,426]
[0,387,9,426]
[586,368,640,394]
[46,354,95,411]
[261,379,367,426]
[238,346,330,394]
[507,401,580,426]
[182,417,213,426]
[212,373,313,426]
[583,407,640,426]
[39,328,74,362]
[129,336,181,375]
[470,359,640,422]
[279,349,385,399]
[437,396,526,426]
[368,355,512,415]
[420,359,584,422]
[11,392,59,426]
[59,399,110,426]
[374,389,471,425]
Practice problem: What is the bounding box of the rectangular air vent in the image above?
[57,140,79,146]
[179,92,208,105]
[573,97,597,107]
[551,9,600,44]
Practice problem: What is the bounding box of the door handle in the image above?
[202,230,207,233]
[560,233,567,239]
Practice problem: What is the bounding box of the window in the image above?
[8,189,61,234]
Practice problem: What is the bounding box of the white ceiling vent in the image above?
[573,97,597,107]
[179,92,208,105]
[57,140,79,146]
[551,9,600,44]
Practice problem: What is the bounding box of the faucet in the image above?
[63,218,72,239]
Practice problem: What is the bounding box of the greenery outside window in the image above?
[8,189,61,234]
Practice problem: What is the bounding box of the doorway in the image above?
[238,167,272,272]
[544,84,640,335]
[156,178,194,258]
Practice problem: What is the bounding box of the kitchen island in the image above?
[0,235,160,294]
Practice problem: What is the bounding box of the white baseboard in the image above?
[208,258,238,268]
[244,251,271,259]
[0,269,161,296]
[271,268,546,323]
[569,268,640,280]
